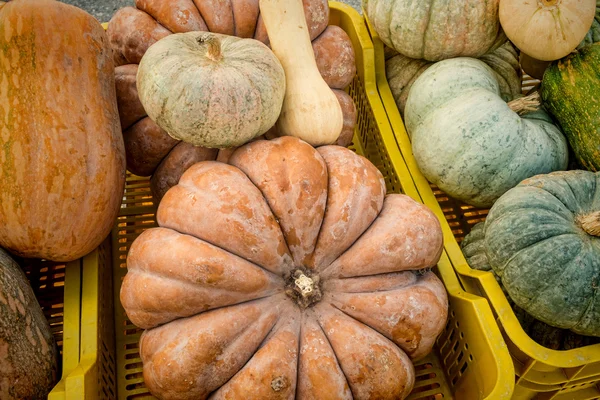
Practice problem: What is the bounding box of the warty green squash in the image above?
[405,58,569,208]
[542,42,600,172]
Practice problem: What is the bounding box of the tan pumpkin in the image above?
[136,32,285,148]
[0,0,126,261]
[120,136,448,400]
[364,0,501,61]
[500,0,596,61]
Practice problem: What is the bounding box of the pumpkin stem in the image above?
[197,34,222,62]
[540,0,560,6]
[508,92,541,115]
[285,269,322,308]
[578,211,600,237]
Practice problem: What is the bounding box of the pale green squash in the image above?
[364,0,501,61]
[405,58,568,208]
[386,40,521,117]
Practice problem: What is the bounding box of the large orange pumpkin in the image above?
[120,137,448,399]
[0,0,126,261]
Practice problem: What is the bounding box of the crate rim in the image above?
[363,12,600,369]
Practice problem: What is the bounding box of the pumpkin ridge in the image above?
[307,307,355,397]
[210,303,292,393]
[228,63,266,133]
[166,180,291,277]
[572,284,599,333]
[508,240,590,328]
[500,232,581,290]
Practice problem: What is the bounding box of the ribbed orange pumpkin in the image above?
[120,137,448,400]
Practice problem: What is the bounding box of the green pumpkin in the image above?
[482,170,600,337]
[405,57,568,208]
[386,39,522,117]
[462,220,600,347]
[363,0,500,61]
[542,43,600,172]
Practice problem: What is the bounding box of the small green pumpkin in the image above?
[137,32,285,148]
[542,43,600,172]
[483,170,600,337]
[405,58,568,208]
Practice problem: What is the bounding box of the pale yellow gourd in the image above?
[500,0,596,61]
[259,0,343,146]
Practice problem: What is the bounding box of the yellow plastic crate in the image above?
[53,3,515,399]
[365,15,600,400]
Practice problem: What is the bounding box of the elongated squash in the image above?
[0,0,126,261]
[259,0,343,145]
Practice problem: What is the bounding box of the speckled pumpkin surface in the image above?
[364,0,501,61]
[542,43,600,172]
[386,39,521,117]
[120,137,448,400]
[405,57,568,208]
[0,249,58,400]
[484,170,600,337]
[0,0,126,261]
[136,32,285,148]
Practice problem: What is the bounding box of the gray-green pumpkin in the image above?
[483,170,600,337]
[405,57,568,208]
[137,32,285,148]
[0,248,58,399]
[386,40,521,117]
[363,0,500,61]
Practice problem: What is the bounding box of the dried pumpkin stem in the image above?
[285,269,322,308]
[508,92,541,115]
[197,34,222,62]
[578,211,600,237]
[294,273,315,297]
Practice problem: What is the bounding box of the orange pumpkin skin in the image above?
[0,0,126,261]
[121,137,448,400]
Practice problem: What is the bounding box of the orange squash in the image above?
[0,0,126,261]
[120,137,448,400]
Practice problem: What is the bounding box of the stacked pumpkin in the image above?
[104,1,453,399]
[366,0,600,345]
[108,0,359,201]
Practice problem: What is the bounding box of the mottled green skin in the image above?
[137,32,285,149]
[0,248,58,399]
[364,0,500,61]
[542,43,600,172]
[460,222,492,272]
[386,40,521,117]
[405,58,568,208]
[485,170,600,337]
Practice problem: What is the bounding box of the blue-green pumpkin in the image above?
[481,170,600,337]
[405,58,569,208]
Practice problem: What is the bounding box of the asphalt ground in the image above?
[58,0,363,23]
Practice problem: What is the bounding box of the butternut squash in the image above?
[259,0,343,146]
